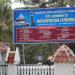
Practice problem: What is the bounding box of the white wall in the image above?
[54,63,74,75]
[8,65,17,75]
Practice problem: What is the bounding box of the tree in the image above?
[0,0,13,46]
[16,43,59,64]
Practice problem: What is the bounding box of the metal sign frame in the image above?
[13,7,75,44]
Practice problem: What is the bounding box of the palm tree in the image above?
[0,0,13,45]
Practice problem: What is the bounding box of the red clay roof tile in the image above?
[0,42,8,52]
[51,44,75,63]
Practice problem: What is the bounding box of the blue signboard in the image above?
[13,7,75,27]
[13,7,75,44]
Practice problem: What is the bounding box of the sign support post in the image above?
[23,44,25,64]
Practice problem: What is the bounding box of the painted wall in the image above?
[8,65,17,75]
[54,63,74,75]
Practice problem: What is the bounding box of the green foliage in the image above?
[0,0,13,47]
[16,44,56,64]
[67,43,75,53]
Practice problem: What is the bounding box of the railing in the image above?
[17,64,52,75]
[0,65,8,75]
[1,64,75,75]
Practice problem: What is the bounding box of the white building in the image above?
[51,44,75,75]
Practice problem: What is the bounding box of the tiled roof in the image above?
[0,42,8,52]
[51,44,75,63]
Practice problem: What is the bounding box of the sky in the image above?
[10,0,25,9]
[11,0,15,3]
[10,0,70,9]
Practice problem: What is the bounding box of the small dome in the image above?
[51,44,75,63]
